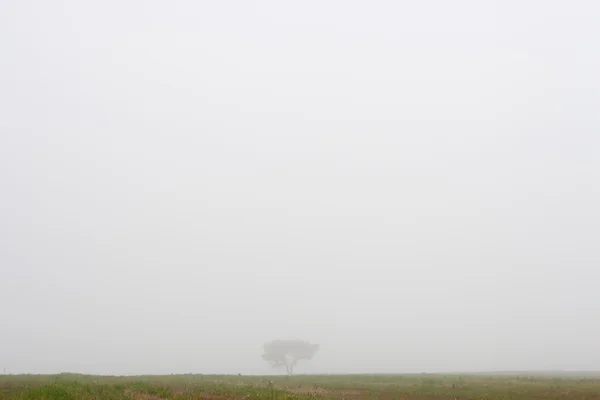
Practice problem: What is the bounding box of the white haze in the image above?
[1,0,599,376]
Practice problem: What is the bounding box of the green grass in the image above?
[1,373,600,399]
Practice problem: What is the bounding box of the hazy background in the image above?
[1,0,599,375]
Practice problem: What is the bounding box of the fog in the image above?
[1,0,599,376]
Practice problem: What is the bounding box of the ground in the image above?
[1,373,600,399]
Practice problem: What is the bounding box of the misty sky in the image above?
[1,0,599,375]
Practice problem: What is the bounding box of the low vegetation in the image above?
[1,372,600,399]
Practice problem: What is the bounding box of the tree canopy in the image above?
[261,339,319,375]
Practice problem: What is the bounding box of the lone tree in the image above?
[261,339,319,375]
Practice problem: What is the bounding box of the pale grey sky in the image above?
[1,0,599,375]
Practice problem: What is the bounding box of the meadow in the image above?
[1,372,600,400]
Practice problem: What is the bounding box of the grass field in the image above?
[1,373,600,399]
